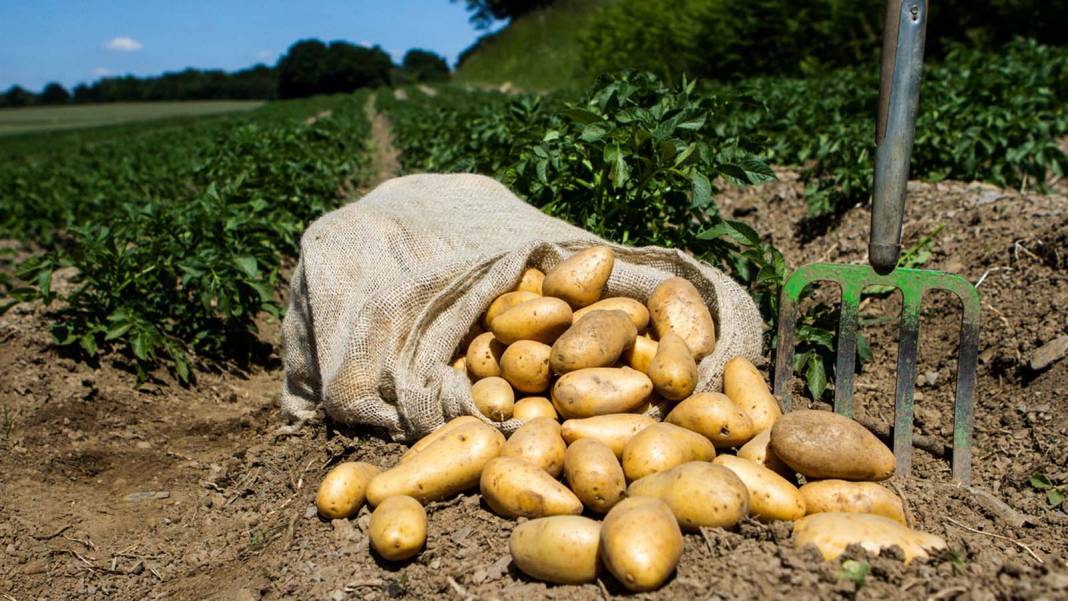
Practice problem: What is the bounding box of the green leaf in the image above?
[840,559,868,586]
[690,172,712,209]
[805,354,828,400]
[1030,474,1052,490]
[1048,489,1065,508]
[234,256,259,278]
[856,332,873,363]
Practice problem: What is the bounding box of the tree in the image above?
[40,82,70,104]
[277,39,330,99]
[1,85,36,108]
[455,0,555,29]
[322,42,393,94]
[402,49,450,82]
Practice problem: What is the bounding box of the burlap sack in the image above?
[281,173,764,440]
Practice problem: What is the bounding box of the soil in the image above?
[2,170,1067,600]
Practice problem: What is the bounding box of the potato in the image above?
[737,428,794,479]
[500,340,552,393]
[450,356,467,374]
[466,332,505,379]
[401,416,482,463]
[551,367,653,419]
[483,290,540,329]
[724,357,782,433]
[367,421,504,505]
[501,418,566,477]
[490,297,573,345]
[622,423,716,481]
[573,297,650,331]
[647,277,716,360]
[622,335,658,374]
[627,462,749,530]
[315,462,381,519]
[471,376,515,421]
[564,438,626,513]
[549,310,637,374]
[512,396,558,421]
[647,332,698,401]
[369,496,427,560]
[665,392,756,448]
[509,516,601,585]
[770,410,895,481]
[542,246,615,308]
[600,497,683,592]
[561,414,656,458]
[713,455,805,522]
[792,512,946,563]
[799,480,907,525]
[516,268,545,295]
[480,457,583,518]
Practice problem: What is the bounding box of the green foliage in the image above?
[278,40,392,100]
[455,0,556,29]
[840,559,869,587]
[400,49,451,83]
[1030,474,1066,508]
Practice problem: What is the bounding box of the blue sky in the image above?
[0,1,488,91]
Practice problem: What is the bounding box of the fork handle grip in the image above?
[871,0,928,274]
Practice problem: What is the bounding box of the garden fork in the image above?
[772,0,981,483]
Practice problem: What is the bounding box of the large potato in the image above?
[490,297,573,345]
[483,290,540,329]
[622,335,658,374]
[550,310,637,374]
[542,246,615,308]
[471,376,515,421]
[713,455,806,522]
[512,396,558,421]
[315,462,381,519]
[770,410,895,481]
[401,416,482,463]
[724,357,782,433]
[799,480,907,525]
[792,512,946,563]
[627,462,749,530]
[600,497,683,592]
[665,392,756,448]
[515,268,545,295]
[622,423,716,481]
[500,340,552,393]
[367,421,504,505]
[561,414,656,458]
[466,332,505,379]
[573,297,650,331]
[480,457,583,518]
[647,332,698,401]
[501,418,566,477]
[564,438,626,513]
[737,428,795,479]
[369,496,427,561]
[551,367,652,419]
[647,277,716,360]
[509,516,601,585]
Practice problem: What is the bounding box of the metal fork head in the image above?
[773,263,981,483]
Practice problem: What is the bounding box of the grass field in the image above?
[0,100,265,136]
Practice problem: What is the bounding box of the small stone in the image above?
[1030,335,1068,371]
[235,588,260,601]
[330,590,344,601]
[332,518,357,542]
[124,490,170,502]
[5,544,15,556]
[924,370,939,387]
[135,441,153,450]
[304,505,318,519]
[23,558,49,575]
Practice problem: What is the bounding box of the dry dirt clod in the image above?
[123,490,170,502]
[1030,335,1068,371]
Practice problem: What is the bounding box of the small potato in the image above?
[622,423,716,482]
[369,496,427,560]
[367,422,505,505]
[665,392,756,448]
[770,410,895,481]
[480,457,583,519]
[799,480,907,525]
[466,332,505,379]
[627,462,749,530]
[513,396,558,421]
[315,462,381,519]
[600,497,683,592]
[647,332,698,401]
[564,439,626,513]
[500,340,552,394]
[490,297,573,345]
[401,416,482,463]
[549,310,637,374]
[737,428,794,479]
[515,268,545,295]
[483,290,540,329]
[451,356,467,373]
[501,418,566,477]
[542,246,615,308]
[792,512,946,563]
[622,335,658,374]
[561,414,656,458]
[551,367,653,419]
[724,357,782,433]
[713,455,806,522]
[471,376,515,421]
[647,277,716,359]
[510,516,601,585]
[573,297,650,331]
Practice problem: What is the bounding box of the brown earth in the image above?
[1,172,1067,600]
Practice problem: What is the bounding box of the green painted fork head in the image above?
[773,263,981,483]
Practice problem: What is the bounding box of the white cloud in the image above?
[104,37,143,52]
[255,50,272,60]
[92,67,112,77]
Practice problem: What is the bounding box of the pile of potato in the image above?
[316,246,947,591]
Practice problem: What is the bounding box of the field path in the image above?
[362,93,400,188]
